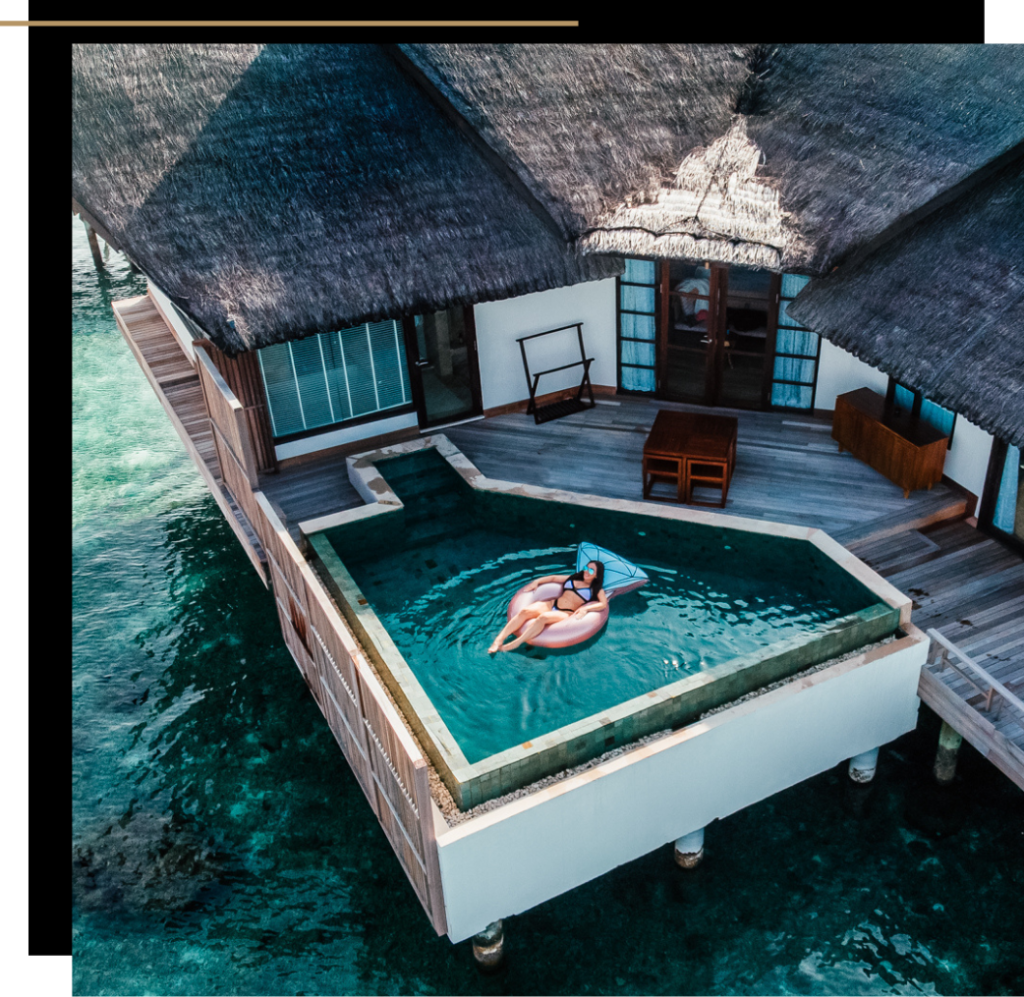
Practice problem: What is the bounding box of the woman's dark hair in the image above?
[570,560,604,593]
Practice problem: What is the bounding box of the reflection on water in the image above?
[72,220,1024,995]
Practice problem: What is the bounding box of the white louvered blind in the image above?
[258,321,410,438]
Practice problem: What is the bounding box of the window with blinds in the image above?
[618,258,657,391]
[888,379,957,448]
[257,321,411,440]
[771,274,821,410]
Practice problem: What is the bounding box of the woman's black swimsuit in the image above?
[553,577,592,613]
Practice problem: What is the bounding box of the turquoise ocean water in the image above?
[72,217,1024,996]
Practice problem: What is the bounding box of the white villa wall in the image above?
[941,416,994,504]
[814,339,890,412]
[473,278,618,411]
[435,633,926,942]
[273,410,419,462]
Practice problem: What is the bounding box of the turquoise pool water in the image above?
[72,219,1024,995]
[321,449,886,764]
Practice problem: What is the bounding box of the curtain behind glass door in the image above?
[771,274,820,410]
[618,259,657,391]
[993,443,1024,543]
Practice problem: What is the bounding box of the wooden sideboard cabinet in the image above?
[832,388,949,498]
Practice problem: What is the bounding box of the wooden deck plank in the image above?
[112,294,267,582]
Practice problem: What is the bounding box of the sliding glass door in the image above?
[720,266,776,408]
[402,306,482,428]
[985,440,1024,549]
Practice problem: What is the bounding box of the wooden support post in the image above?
[83,220,104,271]
[472,920,504,970]
[933,720,963,784]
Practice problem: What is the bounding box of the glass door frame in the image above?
[401,305,484,430]
[979,437,1024,556]
[656,260,780,409]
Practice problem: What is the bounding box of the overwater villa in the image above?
[71,43,1024,962]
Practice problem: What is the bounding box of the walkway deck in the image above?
[860,519,1024,788]
[111,294,267,581]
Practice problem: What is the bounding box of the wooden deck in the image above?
[110,314,1022,791]
[262,398,970,542]
[111,294,267,579]
[864,519,1024,789]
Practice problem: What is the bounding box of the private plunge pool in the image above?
[301,437,906,810]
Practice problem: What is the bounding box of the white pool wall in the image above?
[435,628,927,942]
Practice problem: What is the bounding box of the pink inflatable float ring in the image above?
[506,582,608,649]
[504,543,650,649]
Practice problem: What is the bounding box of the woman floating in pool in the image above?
[488,560,607,653]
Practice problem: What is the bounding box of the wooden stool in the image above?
[643,455,686,502]
[686,457,730,507]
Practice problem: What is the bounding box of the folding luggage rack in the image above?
[517,322,596,424]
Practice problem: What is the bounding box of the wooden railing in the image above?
[927,629,1024,730]
[193,339,278,475]
[252,491,447,935]
[194,344,265,533]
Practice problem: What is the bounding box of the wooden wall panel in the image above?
[251,490,447,936]
[198,341,279,475]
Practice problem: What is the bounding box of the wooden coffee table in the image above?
[642,410,738,507]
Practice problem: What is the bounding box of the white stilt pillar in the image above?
[673,827,705,869]
[848,747,880,783]
[471,920,504,969]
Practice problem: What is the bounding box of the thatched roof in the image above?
[396,44,754,244]
[405,44,1024,273]
[71,44,620,355]
[788,151,1024,449]
[73,38,1024,465]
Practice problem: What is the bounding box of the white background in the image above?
[12,9,1024,995]
[1,0,43,994]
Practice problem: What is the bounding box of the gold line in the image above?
[2,20,580,26]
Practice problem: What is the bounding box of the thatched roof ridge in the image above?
[72,43,620,355]
[399,43,755,241]
[788,151,1024,448]
[578,117,806,268]
[408,44,1024,274]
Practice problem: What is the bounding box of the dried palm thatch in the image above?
[71,43,620,355]
[578,117,805,268]
[408,44,1024,274]
[400,43,755,242]
[788,152,1024,448]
